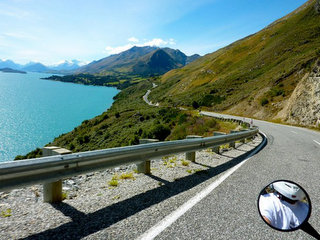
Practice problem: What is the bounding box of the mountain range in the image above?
[76,46,200,75]
[1,48,200,76]
[0,59,85,73]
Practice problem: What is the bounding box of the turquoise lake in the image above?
[0,72,119,162]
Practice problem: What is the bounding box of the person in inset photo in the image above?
[258,181,309,230]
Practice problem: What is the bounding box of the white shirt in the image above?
[259,193,309,230]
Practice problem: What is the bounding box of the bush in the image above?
[170,125,187,140]
[147,124,171,141]
[158,108,179,122]
[260,98,269,106]
[178,114,188,124]
[69,143,75,150]
[15,148,42,160]
[268,87,284,97]
[129,135,139,145]
[101,113,109,120]
[199,95,214,107]
[199,94,225,107]
[206,119,218,128]
[192,101,199,109]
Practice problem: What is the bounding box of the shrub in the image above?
[170,125,187,140]
[158,108,179,122]
[101,113,109,120]
[15,148,42,160]
[178,114,188,124]
[268,87,284,97]
[14,155,24,160]
[77,136,84,144]
[199,94,214,107]
[83,135,90,143]
[192,101,199,109]
[260,98,269,106]
[147,124,171,141]
[206,119,218,128]
[69,143,75,150]
[129,135,139,145]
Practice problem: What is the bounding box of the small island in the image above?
[0,68,27,74]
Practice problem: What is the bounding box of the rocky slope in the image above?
[282,60,320,127]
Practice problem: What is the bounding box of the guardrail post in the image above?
[137,139,159,174]
[239,130,247,143]
[248,128,256,141]
[229,131,237,148]
[42,146,72,203]
[185,135,202,162]
[212,132,226,153]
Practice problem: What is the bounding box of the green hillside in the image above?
[16,79,239,160]
[150,0,320,122]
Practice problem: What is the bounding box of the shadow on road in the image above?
[23,135,267,240]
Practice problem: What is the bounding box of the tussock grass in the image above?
[120,172,135,180]
[0,209,12,218]
[108,180,119,187]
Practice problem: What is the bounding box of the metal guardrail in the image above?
[0,127,258,195]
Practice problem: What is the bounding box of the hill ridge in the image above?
[149,0,320,127]
[77,46,200,76]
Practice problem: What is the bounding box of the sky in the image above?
[0,0,309,65]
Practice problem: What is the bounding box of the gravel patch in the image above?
[0,135,262,240]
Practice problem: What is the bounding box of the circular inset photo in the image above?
[257,180,311,231]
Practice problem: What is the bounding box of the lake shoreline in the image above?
[0,72,119,162]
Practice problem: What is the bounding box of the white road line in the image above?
[291,131,298,134]
[137,132,267,240]
[313,140,320,146]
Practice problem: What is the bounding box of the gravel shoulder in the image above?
[0,135,262,240]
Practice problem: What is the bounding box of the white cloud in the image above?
[142,38,166,47]
[169,38,176,45]
[128,37,139,43]
[0,4,33,19]
[105,38,176,54]
[105,44,135,54]
[3,32,37,40]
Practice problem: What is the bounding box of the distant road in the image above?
[137,111,320,239]
[143,84,159,107]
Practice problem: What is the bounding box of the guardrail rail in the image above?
[0,122,259,202]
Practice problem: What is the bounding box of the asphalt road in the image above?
[139,112,320,240]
